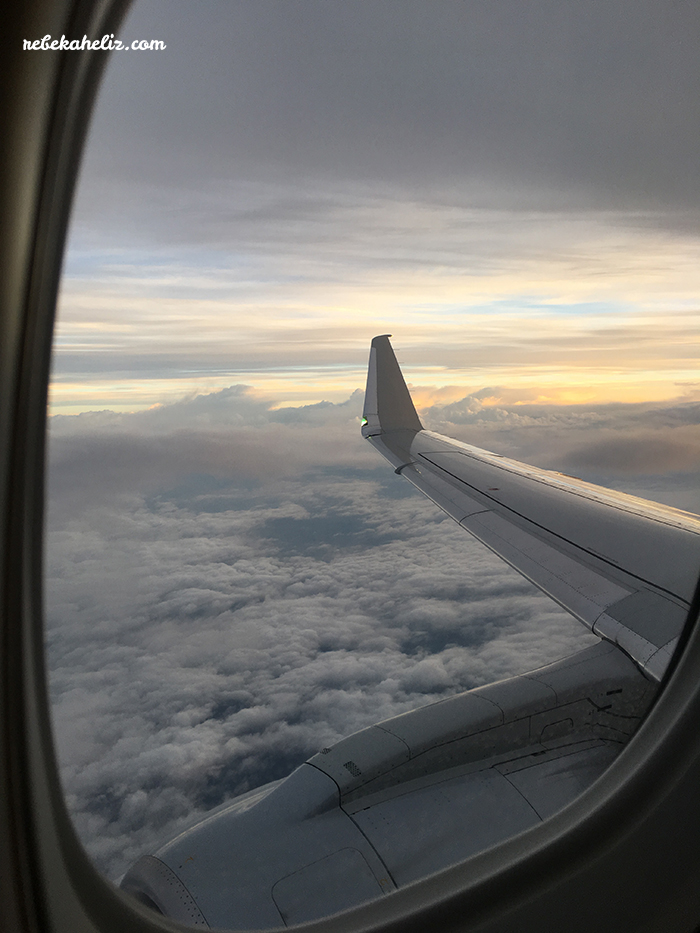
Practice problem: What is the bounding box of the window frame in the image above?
[2,2,700,931]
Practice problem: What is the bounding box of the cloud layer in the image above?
[87,1,700,213]
[45,385,700,880]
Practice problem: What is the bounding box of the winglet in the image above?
[361,335,423,438]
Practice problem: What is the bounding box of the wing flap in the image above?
[461,508,633,623]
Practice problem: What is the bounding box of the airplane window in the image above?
[45,1,699,928]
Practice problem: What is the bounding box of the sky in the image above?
[46,0,700,891]
[53,0,700,413]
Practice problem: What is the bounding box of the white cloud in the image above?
[46,384,700,879]
[46,389,612,879]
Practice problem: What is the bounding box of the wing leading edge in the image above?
[362,335,700,682]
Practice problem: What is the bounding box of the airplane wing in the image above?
[120,336,700,927]
[362,335,700,682]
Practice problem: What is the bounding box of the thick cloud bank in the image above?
[45,387,700,879]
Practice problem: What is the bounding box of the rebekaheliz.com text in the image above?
[24,34,166,51]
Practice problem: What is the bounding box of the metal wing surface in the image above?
[362,335,700,682]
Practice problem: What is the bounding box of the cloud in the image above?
[85,1,699,216]
[49,481,591,880]
[561,432,700,475]
[54,186,700,414]
[47,387,621,880]
[46,385,700,879]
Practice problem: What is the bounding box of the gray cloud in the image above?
[49,475,589,880]
[62,0,700,275]
[46,386,700,880]
[84,0,699,213]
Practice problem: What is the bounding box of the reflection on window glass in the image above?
[46,0,699,927]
